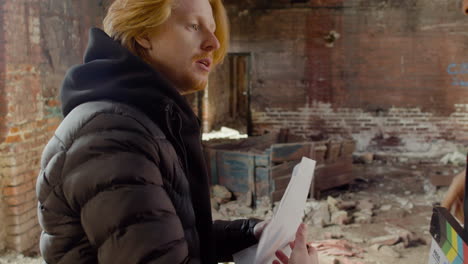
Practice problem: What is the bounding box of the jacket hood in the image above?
[60,27,196,125]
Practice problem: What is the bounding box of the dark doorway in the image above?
[204,53,251,135]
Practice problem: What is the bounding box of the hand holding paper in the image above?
[273,224,319,264]
[233,157,316,264]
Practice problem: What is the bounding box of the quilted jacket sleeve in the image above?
[59,115,190,264]
[213,218,261,262]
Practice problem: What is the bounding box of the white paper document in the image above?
[233,157,316,264]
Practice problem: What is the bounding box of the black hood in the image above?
[60,27,197,127]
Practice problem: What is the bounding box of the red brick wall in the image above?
[220,0,468,155]
[0,0,106,253]
[0,0,6,251]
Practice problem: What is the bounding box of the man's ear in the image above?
[135,34,152,50]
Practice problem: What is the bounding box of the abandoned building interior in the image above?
[2,0,468,263]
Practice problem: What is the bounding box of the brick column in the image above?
[0,0,106,253]
[0,0,51,253]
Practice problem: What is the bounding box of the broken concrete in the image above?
[369,234,401,247]
[210,162,447,264]
[211,185,232,204]
[353,153,374,164]
[331,211,351,226]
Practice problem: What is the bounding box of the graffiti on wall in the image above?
[448,63,468,86]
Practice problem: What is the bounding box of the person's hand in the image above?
[442,170,466,222]
[272,223,319,264]
[253,220,270,240]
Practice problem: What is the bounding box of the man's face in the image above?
[139,0,220,94]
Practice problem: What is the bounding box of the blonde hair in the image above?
[103,0,229,65]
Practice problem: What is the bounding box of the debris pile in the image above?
[209,159,441,264]
[304,197,376,227]
[210,185,272,220]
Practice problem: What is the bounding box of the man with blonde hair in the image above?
[36,0,266,263]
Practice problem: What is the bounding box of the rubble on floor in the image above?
[0,251,41,264]
[210,161,453,264]
[440,151,466,166]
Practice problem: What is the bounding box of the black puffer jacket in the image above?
[36,28,259,264]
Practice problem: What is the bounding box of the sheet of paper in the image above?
[233,157,316,264]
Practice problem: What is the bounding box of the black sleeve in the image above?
[60,125,191,263]
[213,218,262,262]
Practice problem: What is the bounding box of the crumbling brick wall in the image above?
[218,0,468,154]
[0,0,106,253]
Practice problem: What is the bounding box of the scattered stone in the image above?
[369,244,381,252]
[353,153,374,164]
[237,205,253,216]
[440,151,467,166]
[210,197,219,211]
[219,201,240,217]
[264,210,274,219]
[384,226,426,247]
[211,209,224,220]
[398,157,409,163]
[324,232,344,239]
[256,196,272,209]
[253,206,271,218]
[356,199,374,211]
[361,152,374,164]
[380,204,392,211]
[393,242,406,250]
[353,211,372,224]
[379,245,401,258]
[331,210,351,225]
[211,185,232,204]
[348,237,365,244]
[369,234,400,246]
[328,196,340,212]
[218,202,256,217]
[395,197,414,210]
[337,200,357,211]
[404,191,411,195]
[423,178,437,196]
[234,191,252,206]
[332,258,366,264]
[307,201,331,227]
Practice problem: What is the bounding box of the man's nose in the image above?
[202,31,220,52]
[463,0,468,14]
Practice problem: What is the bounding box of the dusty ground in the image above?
[211,161,457,264]
[0,162,456,264]
[305,162,451,264]
[0,251,41,264]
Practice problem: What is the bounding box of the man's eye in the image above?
[191,24,200,31]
